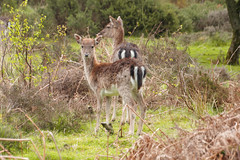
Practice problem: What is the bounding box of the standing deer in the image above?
[97,16,142,62]
[97,16,143,122]
[74,34,147,135]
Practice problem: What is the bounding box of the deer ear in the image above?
[74,34,82,44]
[117,16,123,27]
[95,35,102,45]
[109,16,117,26]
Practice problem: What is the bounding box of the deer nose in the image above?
[85,53,89,57]
[96,32,102,36]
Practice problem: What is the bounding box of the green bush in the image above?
[99,0,180,36]
[1,0,227,35]
[178,1,220,32]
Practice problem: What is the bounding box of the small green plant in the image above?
[0,124,20,152]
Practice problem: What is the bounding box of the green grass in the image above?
[176,32,240,74]
[11,106,198,160]
[187,43,240,73]
[13,104,224,160]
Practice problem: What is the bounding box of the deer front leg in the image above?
[101,97,114,134]
[106,97,111,124]
[95,96,102,135]
[111,96,117,122]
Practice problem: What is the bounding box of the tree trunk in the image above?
[226,0,240,65]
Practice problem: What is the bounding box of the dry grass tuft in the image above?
[124,105,240,160]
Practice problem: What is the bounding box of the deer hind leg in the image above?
[134,92,146,136]
[126,105,130,124]
[118,86,136,135]
[122,97,136,135]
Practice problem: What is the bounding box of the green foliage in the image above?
[4,0,47,87]
[209,32,232,47]
[99,0,180,36]
[0,124,20,151]
[67,11,98,35]
[178,1,220,32]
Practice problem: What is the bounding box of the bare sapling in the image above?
[74,34,147,135]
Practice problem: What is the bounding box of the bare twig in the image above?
[0,138,42,160]
[125,104,167,145]
[0,144,12,157]
[47,131,62,160]
[226,45,240,65]
[0,156,29,160]
[12,108,45,160]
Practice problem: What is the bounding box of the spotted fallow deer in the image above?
[97,16,142,62]
[97,16,143,122]
[74,34,147,135]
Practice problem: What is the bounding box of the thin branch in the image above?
[12,108,45,160]
[0,156,29,160]
[0,144,12,157]
[47,131,62,160]
[125,104,167,145]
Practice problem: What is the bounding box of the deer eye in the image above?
[91,46,94,48]
[107,26,110,28]
[81,46,84,48]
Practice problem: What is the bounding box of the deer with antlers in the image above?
[74,34,146,135]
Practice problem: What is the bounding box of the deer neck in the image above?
[113,28,124,48]
[82,54,98,84]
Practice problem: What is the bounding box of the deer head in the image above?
[74,34,102,59]
[97,16,124,38]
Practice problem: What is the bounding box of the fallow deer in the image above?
[97,16,142,62]
[74,34,147,135]
[97,16,144,122]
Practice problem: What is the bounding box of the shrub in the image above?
[99,0,180,36]
[139,35,229,114]
[178,1,221,32]
[198,9,231,32]
[208,32,232,46]
[67,11,98,35]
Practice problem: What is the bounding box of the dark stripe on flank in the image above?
[137,67,143,90]
[118,50,122,60]
[130,65,135,80]
[134,50,138,58]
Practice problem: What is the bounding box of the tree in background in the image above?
[225,0,240,65]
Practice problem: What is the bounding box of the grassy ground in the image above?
[14,106,199,160]
[3,32,240,159]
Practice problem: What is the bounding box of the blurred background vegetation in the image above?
[0,0,229,36]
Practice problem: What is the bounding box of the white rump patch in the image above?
[130,50,135,58]
[121,50,126,59]
[130,77,135,87]
[134,66,138,85]
[141,66,146,84]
